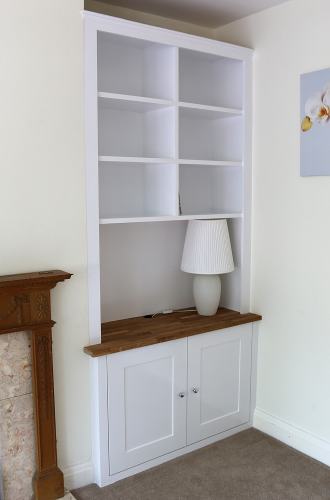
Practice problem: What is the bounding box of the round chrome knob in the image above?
[178,392,185,398]
[192,387,199,394]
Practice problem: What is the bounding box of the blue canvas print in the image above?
[300,67,330,176]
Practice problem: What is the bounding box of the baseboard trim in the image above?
[254,408,330,467]
[63,461,94,491]
[101,422,252,486]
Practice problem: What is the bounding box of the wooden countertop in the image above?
[84,308,262,357]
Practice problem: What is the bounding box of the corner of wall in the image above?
[84,0,216,38]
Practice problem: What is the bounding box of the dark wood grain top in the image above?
[84,308,262,357]
[0,270,72,289]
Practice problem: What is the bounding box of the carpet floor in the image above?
[72,429,330,499]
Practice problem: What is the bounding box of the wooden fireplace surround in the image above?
[0,270,72,500]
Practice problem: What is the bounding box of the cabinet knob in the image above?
[192,387,199,394]
[178,392,185,398]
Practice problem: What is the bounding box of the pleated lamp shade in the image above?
[181,219,234,275]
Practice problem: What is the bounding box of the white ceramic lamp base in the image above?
[193,274,221,316]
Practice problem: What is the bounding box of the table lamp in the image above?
[181,219,234,316]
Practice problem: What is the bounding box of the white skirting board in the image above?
[254,408,330,467]
[63,461,94,491]
[63,410,330,490]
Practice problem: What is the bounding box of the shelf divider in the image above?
[99,156,176,164]
[179,101,242,119]
[98,92,174,111]
[179,159,242,167]
[99,213,243,225]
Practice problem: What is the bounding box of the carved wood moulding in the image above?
[0,270,72,500]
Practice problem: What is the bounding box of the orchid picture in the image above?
[300,67,330,176]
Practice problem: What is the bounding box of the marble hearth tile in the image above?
[0,394,35,500]
[0,332,32,401]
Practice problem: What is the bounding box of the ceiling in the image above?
[99,0,288,28]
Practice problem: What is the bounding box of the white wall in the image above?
[85,0,215,37]
[4,0,328,488]
[217,0,330,454]
[0,0,216,490]
[0,0,93,487]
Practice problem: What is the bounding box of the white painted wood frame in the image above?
[84,10,254,487]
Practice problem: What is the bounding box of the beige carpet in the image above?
[73,429,330,499]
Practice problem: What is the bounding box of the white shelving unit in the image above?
[85,10,253,319]
[85,11,253,488]
[95,25,247,224]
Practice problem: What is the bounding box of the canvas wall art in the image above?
[300,67,330,176]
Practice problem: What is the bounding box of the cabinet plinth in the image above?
[84,308,261,357]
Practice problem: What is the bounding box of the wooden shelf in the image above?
[179,101,242,119]
[99,213,243,224]
[84,308,261,357]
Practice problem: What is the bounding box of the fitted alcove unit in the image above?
[84,11,260,488]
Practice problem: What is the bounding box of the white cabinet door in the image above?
[187,324,252,445]
[108,339,187,474]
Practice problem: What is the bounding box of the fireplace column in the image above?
[0,271,72,500]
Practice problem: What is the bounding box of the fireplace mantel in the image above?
[0,270,72,500]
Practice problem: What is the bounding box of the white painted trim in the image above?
[253,408,330,467]
[90,357,110,487]
[249,323,259,422]
[63,461,94,491]
[84,12,101,345]
[103,422,251,486]
[240,57,253,314]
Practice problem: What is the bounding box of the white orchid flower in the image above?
[305,91,329,122]
[322,83,330,107]
[302,88,330,132]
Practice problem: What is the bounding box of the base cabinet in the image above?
[107,339,187,474]
[107,325,253,476]
[187,324,252,444]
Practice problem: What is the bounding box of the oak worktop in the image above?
[84,308,261,357]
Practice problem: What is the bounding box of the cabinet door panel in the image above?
[187,324,252,445]
[108,339,187,474]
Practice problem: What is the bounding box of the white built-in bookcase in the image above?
[85,12,253,340]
